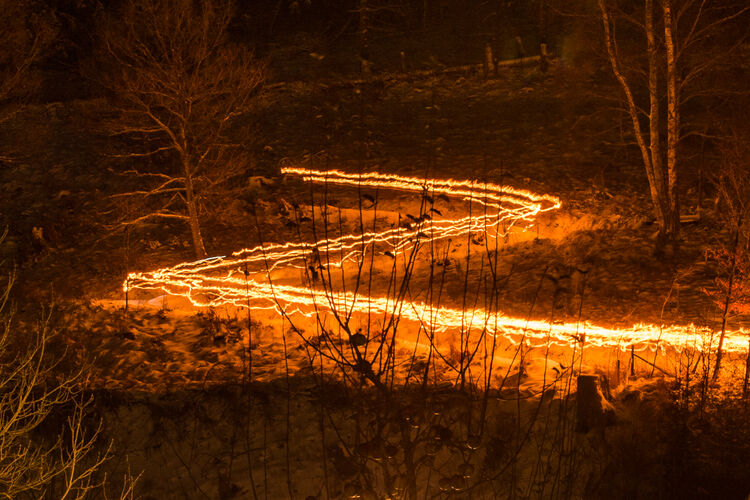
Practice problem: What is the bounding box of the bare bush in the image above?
[0,228,139,498]
[251,164,584,498]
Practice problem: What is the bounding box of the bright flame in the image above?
[124,167,748,354]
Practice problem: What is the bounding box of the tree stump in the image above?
[576,374,615,433]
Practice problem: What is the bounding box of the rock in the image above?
[0,235,19,262]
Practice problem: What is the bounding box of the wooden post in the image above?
[539,43,549,73]
[616,359,620,387]
[630,345,635,377]
[484,42,495,77]
[400,51,406,73]
[514,36,526,61]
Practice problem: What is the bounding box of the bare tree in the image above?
[0,0,55,126]
[353,0,408,73]
[597,0,749,254]
[93,0,265,258]
[707,130,750,380]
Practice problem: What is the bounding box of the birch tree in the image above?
[94,0,265,259]
[597,0,748,254]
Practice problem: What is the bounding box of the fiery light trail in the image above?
[125,167,748,354]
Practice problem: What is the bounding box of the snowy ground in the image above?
[3,65,749,497]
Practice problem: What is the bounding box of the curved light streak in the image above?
[124,167,748,354]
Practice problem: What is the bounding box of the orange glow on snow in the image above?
[124,167,748,354]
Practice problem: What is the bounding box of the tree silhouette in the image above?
[0,0,55,126]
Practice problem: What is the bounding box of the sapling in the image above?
[705,132,750,381]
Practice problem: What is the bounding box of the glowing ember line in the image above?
[125,167,748,354]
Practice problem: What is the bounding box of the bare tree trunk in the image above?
[538,0,547,46]
[645,0,678,252]
[184,163,207,259]
[646,0,667,234]
[359,0,371,74]
[600,0,682,253]
[599,0,664,233]
[663,0,680,243]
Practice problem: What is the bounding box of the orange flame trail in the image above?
[125,168,748,355]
